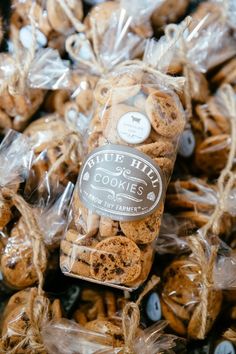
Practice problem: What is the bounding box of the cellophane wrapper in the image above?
[60,38,186,291]
[42,319,182,354]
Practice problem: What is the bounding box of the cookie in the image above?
[154,157,173,179]
[99,217,119,238]
[47,0,83,34]
[162,259,201,306]
[84,1,119,38]
[90,236,141,284]
[162,295,190,321]
[0,110,12,131]
[145,90,185,138]
[166,179,216,213]
[1,218,46,289]
[125,244,153,287]
[1,287,61,353]
[189,71,209,103]
[24,114,69,152]
[212,58,236,86]
[94,71,141,106]
[137,139,175,159]
[60,253,91,278]
[194,134,230,176]
[151,0,189,30]
[84,319,124,347]
[12,89,45,131]
[120,205,163,244]
[44,90,70,116]
[187,289,222,339]
[0,197,12,229]
[72,193,100,236]
[160,298,187,336]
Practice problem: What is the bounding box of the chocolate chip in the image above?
[108,254,115,262]
[6,259,17,269]
[115,267,124,275]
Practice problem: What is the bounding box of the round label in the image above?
[146,292,162,322]
[214,341,235,354]
[78,144,164,221]
[178,128,195,157]
[19,25,47,49]
[117,112,151,145]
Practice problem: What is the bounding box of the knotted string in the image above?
[165,17,193,122]
[0,187,51,352]
[188,236,218,339]
[0,5,37,95]
[122,276,160,354]
[185,85,236,339]
[1,188,47,294]
[201,84,236,238]
[65,17,105,75]
[1,288,50,354]
[55,0,85,32]
[223,328,236,343]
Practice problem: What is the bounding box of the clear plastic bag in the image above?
[23,114,83,198]
[0,179,73,289]
[60,38,186,290]
[42,317,182,354]
[120,0,164,37]
[43,319,115,354]
[160,233,223,340]
[193,85,236,177]
[0,130,33,230]
[165,177,234,237]
[28,48,71,90]
[0,287,62,353]
[66,9,144,76]
[186,1,236,72]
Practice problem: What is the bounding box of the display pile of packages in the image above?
[0,0,236,353]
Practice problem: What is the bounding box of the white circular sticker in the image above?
[178,128,195,157]
[146,292,162,322]
[19,25,47,50]
[214,341,235,354]
[117,112,151,145]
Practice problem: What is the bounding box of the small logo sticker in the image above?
[78,144,164,221]
[178,128,195,158]
[214,340,235,354]
[146,292,162,322]
[117,112,151,144]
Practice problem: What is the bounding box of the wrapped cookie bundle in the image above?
[60,32,187,290]
[166,177,233,237]
[42,276,185,354]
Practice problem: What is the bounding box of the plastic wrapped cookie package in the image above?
[60,36,186,291]
[0,179,73,290]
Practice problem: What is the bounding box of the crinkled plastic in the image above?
[42,318,182,354]
[165,177,234,236]
[66,9,144,76]
[159,232,223,340]
[36,182,74,246]
[43,319,115,354]
[186,1,236,72]
[28,48,71,90]
[0,179,73,289]
[0,287,62,353]
[0,129,33,187]
[193,86,236,177]
[121,0,163,25]
[23,114,83,198]
[60,38,186,290]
